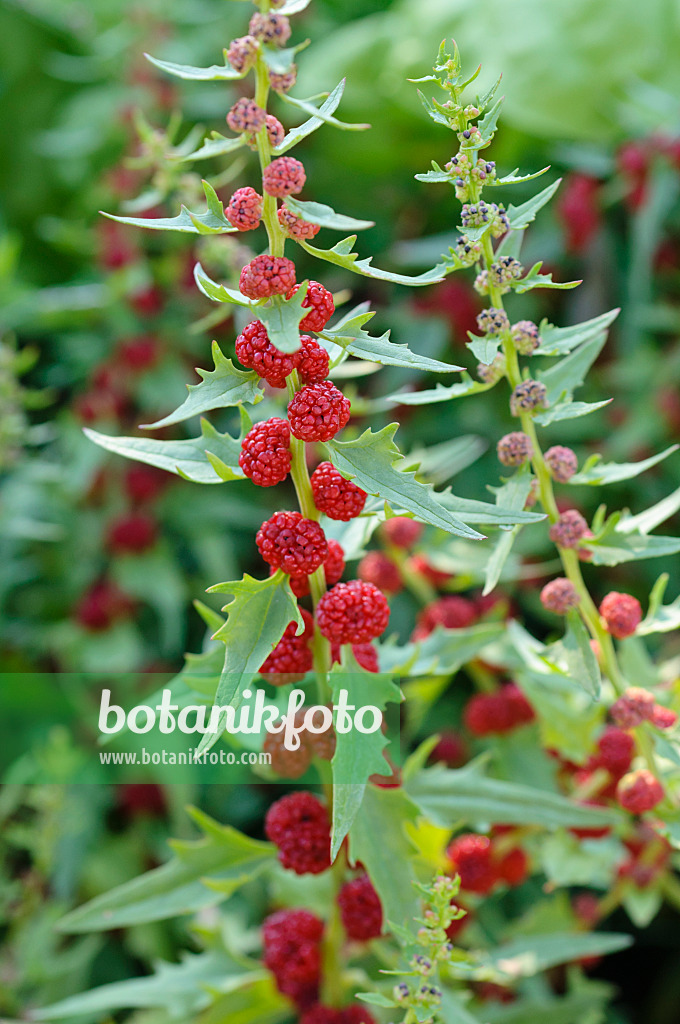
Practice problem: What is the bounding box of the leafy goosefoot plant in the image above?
[42,19,680,1024]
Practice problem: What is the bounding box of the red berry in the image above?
[298,336,330,385]
[256,511,327,576]
[316,581,390,644]
[278,205,320,240]
[124,464,169,504]
[263,907,323,1005]
[337,874,383,940]
[300,1008,343,1024]
[610,687,655,729]
[549,509,589,549]
[599,591,642,639]
[311,462,366,520]
[429,731,468,768]
[249,11,291,45]
[265,791,331,874]
[545,445,578,482]
[330,641,379,673]
[358,551,402,594]
[75,580,132,631]
[446,834,497,894]
[380,516,423,549]
[464,684,534,736]
[288,381,351,442]
[118,335,160,370]
[264,729,312,778]
[411,596,477,640]
[596,726,635,776]
[540,577,580,615]
[495,846,529,887]
[239,418,291,486]
[225,186,263,231]
[617,769,664,815]
[227,97,266,134]
[260,609,314,685]
[287,281,335,333]
[263,156,306,197]
[240,255,296,299]
[650,704,678,729]
[556,173,601,253]
[289,538,345,597]
[235,320,298,387]
[107,513,157,553]
[265,114,285,148]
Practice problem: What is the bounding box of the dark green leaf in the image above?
[257,286,309,354]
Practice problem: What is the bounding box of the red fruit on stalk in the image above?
[265,791,331,875]
[358,551,402,594]
[240,255,296,299]
[599,591,642,639]
[288,381,351,442]
[289,539,345,597]
[310,462,366,520]
[446,834,497,894]
[316,581,390,645]
[256,511,327,576]
[235,319,298,388]
[260,609,314,686]
[239,418,291,487]
[107,513,157,553]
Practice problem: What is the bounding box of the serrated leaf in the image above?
[194,262,254,307]
[102,181,236,235]
[299,235,446,286]
[141,344,262,429]
[284,196,374,231]
[280,85,370,132]
[257,285,309,354]
[348,785,422,928]
[539,333,608,404]
[583,529,680,566]
[514,261,581,293]
[183,131,246,163]
[507,179,562,229]
[563,610,601,698]
[489,166,551,186]
[466,334,501,364]
[322,312,463,373]
[196,573,303,755]
[57,808,274,931]
[538,309,620,356]
[145,51,246,81]
[534,399,612,425]
[84,418,245,484]
[385,377,491,406]
[324,426,484,540]
[568,445,678,485]
[329,653,402,858]
[405,760,622,830]
[481,931,632,979]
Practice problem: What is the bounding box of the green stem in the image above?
[254,52,286,258]
[320,854,347,1006]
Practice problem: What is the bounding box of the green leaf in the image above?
[183,132,246,163]
[84,418,246,484]
[639,574,680,635]
[489,166,551,186]
[281,85,370,132]
[618,484,680,535]
[466,335,501,364]
[261,41,309,75]
[476,96,503,145]
[348,785,423,928]
[329,652,402,858]
[480,932,632,979]
[483,467,533,596]
[436,491,545,528]
[324,426,484,540]
[274,80,348,154]
[35,950,261,1018]
[299,235,446,286]
[285,196,374,231]
[563,610,601,698]
[141,344,262,429]
[583,528,680,566]
[57,807,274,931]
[145,51,246,81]
[356,992,399,1009]
[194,262,254,307]
[405,760,622,830]
[568,445,678,485]
[102,181,236,235]
[514,261,581,293]
[408,435,487,485]
[196,573,303,755]
[539,334,608,404]
[417,89,451,127]
[415,161,452,184]
[507,179,562,229]
[538,309,620,356]
[257,285,309,354]
[381,622,506,678]
[385,376,491,406]
[533,398,612,425]
[322,312,464,373]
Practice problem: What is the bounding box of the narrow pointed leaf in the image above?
[280,87,370,131]
[102,182,235,234]
[322,312,464,373]
[194,262,254,307]
[145,51,246,81]
[284,196,374,231]
[538,309,620,355]
[568,445,678,485]
[299,235,446,285]
[183,132,246,162]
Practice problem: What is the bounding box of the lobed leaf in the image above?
[285,196,374,231]
[322,311,464,373]
[514,261,581,293]
[103,181,236,235]
[299,235,447,286]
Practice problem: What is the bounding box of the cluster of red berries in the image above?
[446,828,529,895]
[463,684,535,736]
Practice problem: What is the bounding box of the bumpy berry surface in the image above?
[599,591,642,639]
[239,255,296,299]
[476,307,509,334]
[225,186,263,231]
[269,67,297,93]
[226,97,265,134]
[509,379,548,416]
[248,11,291,44]
[496,431,533,467]
[235,320,298,387]
[447,834,497,894]
[239,418,291,486]
[337,874,383,940]
[297,336,330,385]
[263,156,306,197]
[287,281,335,332]
[464,684,534,736]
[263,907,323,1005]
[264,791,331,874]
[610,687,655,729]
[380,515,423,549]
[257,511,327,576]
[545,445,578,482]
[226,34,258,73]
[540,577,580,614]
[596,726,635,776]
[510,319,540,354]
[412,595,477,640]
[617,769,664,814]
[288,381,351,442]
[107,513,157,553]
[289,538,346,597]
[278,205,320,240]
[265,114,285,148]
[548,508,589,549]
[260,608,313,685]
[316,581,390,644]
[358,551,402,594]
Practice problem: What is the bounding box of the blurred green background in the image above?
[1,0,680,1020]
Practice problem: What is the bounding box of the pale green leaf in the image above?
[538,309,619,356]
[194,262,254,307]
[257,285,309,354]
[466,335,501,364]
[145,51,245,81]
[534,399,612,425]
[299,235,446,286]
[322,312,463,373]
[103,181,236,235]
[183,132,246,163]
[274,80,348,154]
[483,467,533,596]
[481,932,632,979]
[639,574,680,635]
[385,377,491,406]
[514,261,581,293]
[563,610,601,698]
[285,196,374,231]
[568,445,679,485]
[539,333,608,404]
[281,86,370,132]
